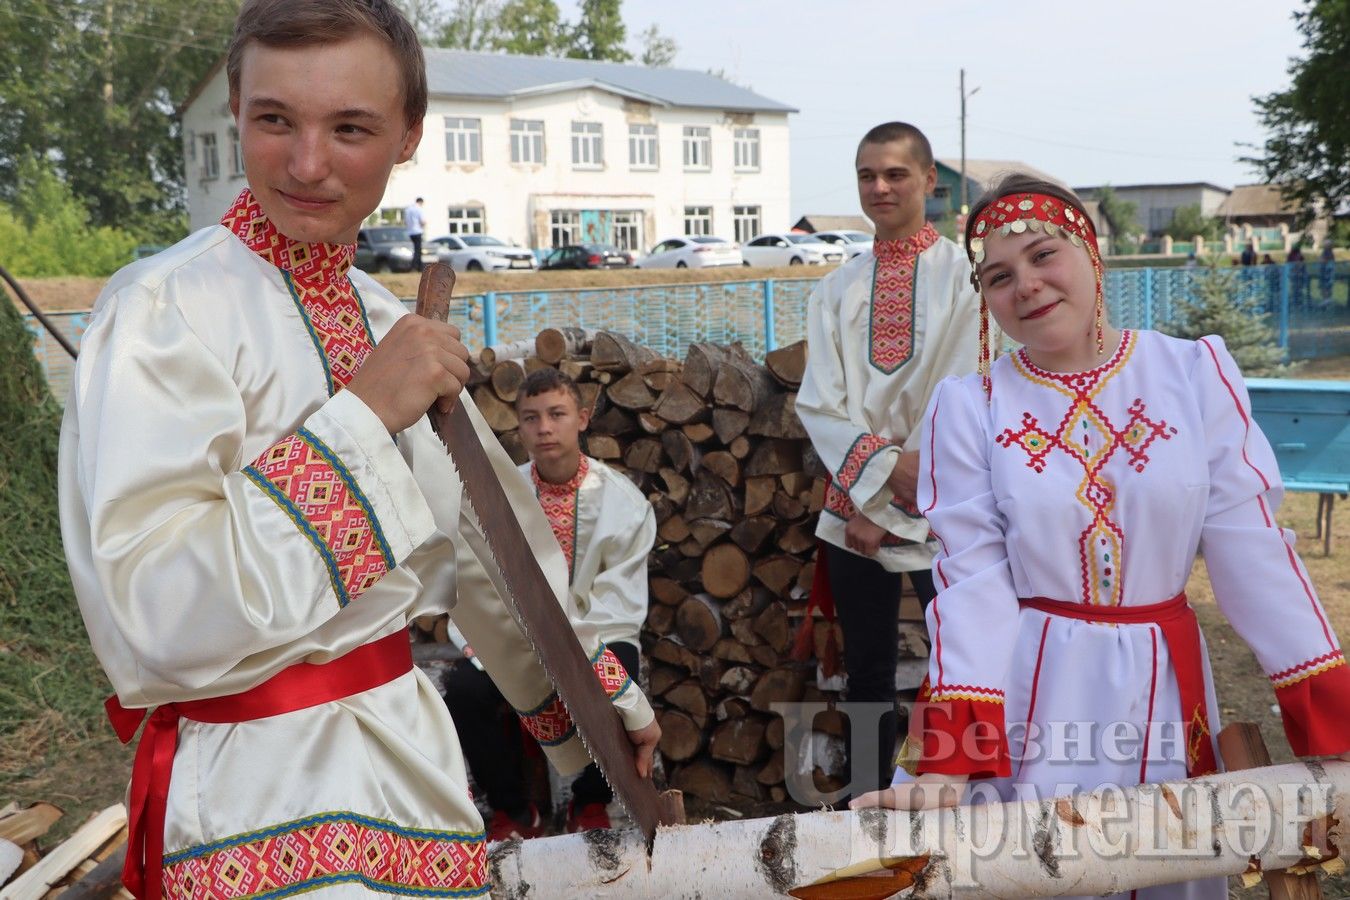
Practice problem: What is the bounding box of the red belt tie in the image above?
[104,630,413,900]
[1019,592,1218,777]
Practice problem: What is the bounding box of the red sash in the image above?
[104,630,413,900]
[1019,593,1218,777]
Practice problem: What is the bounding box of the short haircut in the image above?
[856,121,934,170]
[226,0,427,128]
[518,367,583,409]
[965,173,1092,253]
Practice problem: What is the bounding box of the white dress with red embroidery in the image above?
[522,455,656,650]
[796,224,980,571]
[58,190,653,899]
[910,329,1350,900]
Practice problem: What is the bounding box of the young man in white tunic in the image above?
[443,368,656,838]
[56,2,657,897]
[796,122,979,797]
[852,174,1350,900]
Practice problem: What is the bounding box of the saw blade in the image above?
[413,264,671,843]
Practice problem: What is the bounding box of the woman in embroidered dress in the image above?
[852,174,1350,900]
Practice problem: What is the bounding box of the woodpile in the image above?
[412,328,930,805]
[0,802,130,899]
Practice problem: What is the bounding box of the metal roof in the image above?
[424,49,796,114]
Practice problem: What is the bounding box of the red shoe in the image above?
[567,801,611,833]
[486,804,544,842]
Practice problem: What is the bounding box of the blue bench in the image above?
[1246,377,1350,554]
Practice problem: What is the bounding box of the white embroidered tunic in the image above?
[522,455,656,649]
[58,190,652,898]
[913,331,1350,879]
[797,224,980,571]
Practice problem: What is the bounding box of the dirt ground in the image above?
[11,264,822,313]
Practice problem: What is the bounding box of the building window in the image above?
[446,207,485,234]
[185,130,196,163]
[613,211,643,252]
[444,117,481,164]
[510,119,544,164]
[733,205,761,244]
[733,128,760,172]
[229,127,244,177]
[550,210,581,247]
[683,206,713,236]
[571,121,603,169]
[628,124,658,169]
[200,132,219,180]
[683,126,711,170]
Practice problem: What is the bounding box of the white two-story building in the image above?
[181,49,796,254]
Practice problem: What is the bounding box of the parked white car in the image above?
[634,236,743,269]
[811,229,874,259]
[741,232,846,267]
[428,234,538,272]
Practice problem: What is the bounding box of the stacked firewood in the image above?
[413,327,929,805]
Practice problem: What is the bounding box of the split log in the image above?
[5,805,126,900]
[524,356,553,374]
[701,544,751,599]
[488,359,526,402]
[772,490,807,522]
[732,765,768,802]
[750,666,807,713]
[745,439,803,477]
[752,602,791,653]
[682,422,716,443]
[683,342,737,398]
[50,845,126,900]
[657,515,691,545]
[753,555,803,598]
[743,476,777,517]
[559,358,593,382]
[590,406,637,437]
[713,353,778,413]
[661,430,699,474]
[712,638,754,665]
[777,522,816,555]
[674,594,725,653]
[749,392,808,440]
[584,433,622,461]
[757,749,786,786]
[685,471,738,522]
[470,385,517,431]
[664,680,710,727]
[670,759,733,803]
[722,587,772,621]
[496,429,527,465]
[710,718,769,766]
[592,331,658,374]
[712,408,750,444]
[535,326,593,364]
[646,603,676,635]
[720,666,757,697]
[656,710,704,762]
[649,577,690,608]
[686,518,731,550]
[649,637,700,672]
[658,468,690,507]
[638,411,666,434]
[648,665,685,697]
[0,802,62,845]
[728,617,765,648]
[765,340,807,388]
[624,437,665,474]
[608,371,658,410]
[479,338,536,366]
[652,381,708,425]
[577,381,605,417]
[701,450,741,488]
[728,435,752,459]
[697,656,727,695]
[729,517,777,555]
[486,761,1350,899]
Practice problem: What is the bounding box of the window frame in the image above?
[571,121,604,170]
[733,205,762,245]
[443,116,482,164]
[200,131,219,180]
[445,206,485,235]
[683,205,713,237]
[628,123,658,170]
[682,126,711,171]
[510,118,545,165]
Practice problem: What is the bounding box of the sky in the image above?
[561,0,1308,223]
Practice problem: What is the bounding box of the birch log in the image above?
[487,761,1349,899]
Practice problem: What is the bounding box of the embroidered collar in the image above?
[1012,330,1135,388]
[220,188,355,285]
[873,222,939,262]
[531,455,590,497]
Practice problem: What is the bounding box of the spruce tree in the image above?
[1166,263,1290,376]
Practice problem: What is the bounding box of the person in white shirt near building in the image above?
[443,368,657,839]
[795,121,980,799]
[404,195,426,271]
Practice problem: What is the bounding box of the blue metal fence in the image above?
[23,261,1350,401]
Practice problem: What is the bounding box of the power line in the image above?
[8,9,229,53]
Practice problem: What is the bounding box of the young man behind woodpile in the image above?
[56,1,657,896]
[795,121,980,799]
[444,368,656,839]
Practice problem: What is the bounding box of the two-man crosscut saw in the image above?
[414,263,683,844]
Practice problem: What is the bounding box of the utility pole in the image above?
[959,69,981,231]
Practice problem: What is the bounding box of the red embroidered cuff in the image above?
[914,687,1011,779]
[516,645,633,747]
[1272,651,1350,757]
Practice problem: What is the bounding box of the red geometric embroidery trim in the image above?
[247,429,393,607]
[517,645,632,747]
[531,456,590,577]
[869,222,939,374]
[161,812,487,898]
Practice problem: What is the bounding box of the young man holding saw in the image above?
[57,1,657,897]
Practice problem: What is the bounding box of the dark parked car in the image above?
[354,226,416,273]
[540,243,633,270]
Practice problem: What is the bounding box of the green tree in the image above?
[569,0,630,61]
[0,157,139,277]
[1095,185,1142,255]
[492,0,570,56]
[638,24,677,66]
[396,0,450,41]
[1248,0,1350,226]
[0,0,237,242]
[1166,263,1290,376]
[436,0,503,50]
[1165,204,1222,242]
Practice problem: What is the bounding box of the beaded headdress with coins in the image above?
[967,191,1105,394]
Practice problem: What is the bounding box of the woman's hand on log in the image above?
[627,719,661,779]
[849,773,969,811]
